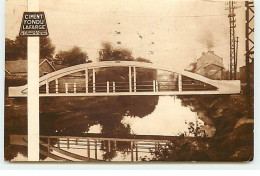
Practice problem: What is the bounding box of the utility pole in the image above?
[226,1,239,80]
[235,37,239,78]
[245,1,254,118]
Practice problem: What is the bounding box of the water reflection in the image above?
[122,96,201,136]
[6,95,206,161]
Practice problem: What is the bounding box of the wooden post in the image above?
[87,139,90,161]
[129,66,132,92]
[178,74,182,91]
[85,69,88,93]
[93,68,95,93]
[65,83,68,93]
[153,80,156,92]
[155,80,159,92]
[135,142,138,161]
[131,141,134,162]
[133,66,136,92]
[46,79,49,94]
[113,81,115,92]
[95,140,97,160]
[73,83,76,93]
[55,79,58,93]
[75,139,78,145]
[67,138,69,149]
[107,81,109,93]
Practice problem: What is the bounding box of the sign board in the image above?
[19,12,48,36]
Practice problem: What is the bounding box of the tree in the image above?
[55,46,88,66]
[5,38,20,61]
[99,42,133,61]
[5,36,55,61]
[39,37,56,60]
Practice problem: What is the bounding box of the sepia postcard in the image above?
[4,0,254,162]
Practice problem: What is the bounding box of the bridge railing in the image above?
[40,136,169,161]
[39,79,217,94]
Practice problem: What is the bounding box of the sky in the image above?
[5,0,249,70]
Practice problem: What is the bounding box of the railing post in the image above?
[154,142,159,152]
[55,79,58,93]
[85,69,88,93]
[113,81,115,93]
[178,74,182,91]
[131,141,134,162]
[108,140,111,153]
[57,138,60,149]
[129,66,132,92]
[47,137,50,156]
[75,139,78,145]
[155,80,158,92]
[87,139,90,161]
[153,80,156,92]
[93,68,95,93]
[67,138,69,149]
[73,83,76,93]
[46,79,49,94]
[107,81,109,93]
[133,66,136,92]
[65,83,68,93]
[95,140,97,160]
[136,142,138,161]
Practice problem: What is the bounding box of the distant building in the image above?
[193,51,224,80]
[238,63,253,83]
[5,59,56,77]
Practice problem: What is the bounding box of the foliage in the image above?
[55,46,88,66]
[152,138,210,161]
[98,42,134,61]
[150,95,253,161]
[5,36,55,61]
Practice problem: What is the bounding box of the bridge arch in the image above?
[9,61,240,97]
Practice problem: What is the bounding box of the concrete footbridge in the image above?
[8,61,241,97]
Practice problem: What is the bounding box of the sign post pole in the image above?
[27,0,39,161]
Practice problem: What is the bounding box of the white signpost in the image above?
[27,0,40,161]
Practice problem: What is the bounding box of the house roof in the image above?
[204,63,224,69]
[5,60,27,73]
[40,59,56,71]
[5,59,55,74]
[52,63,67,70]
[197,51,224,63]
[195,63,224,73]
